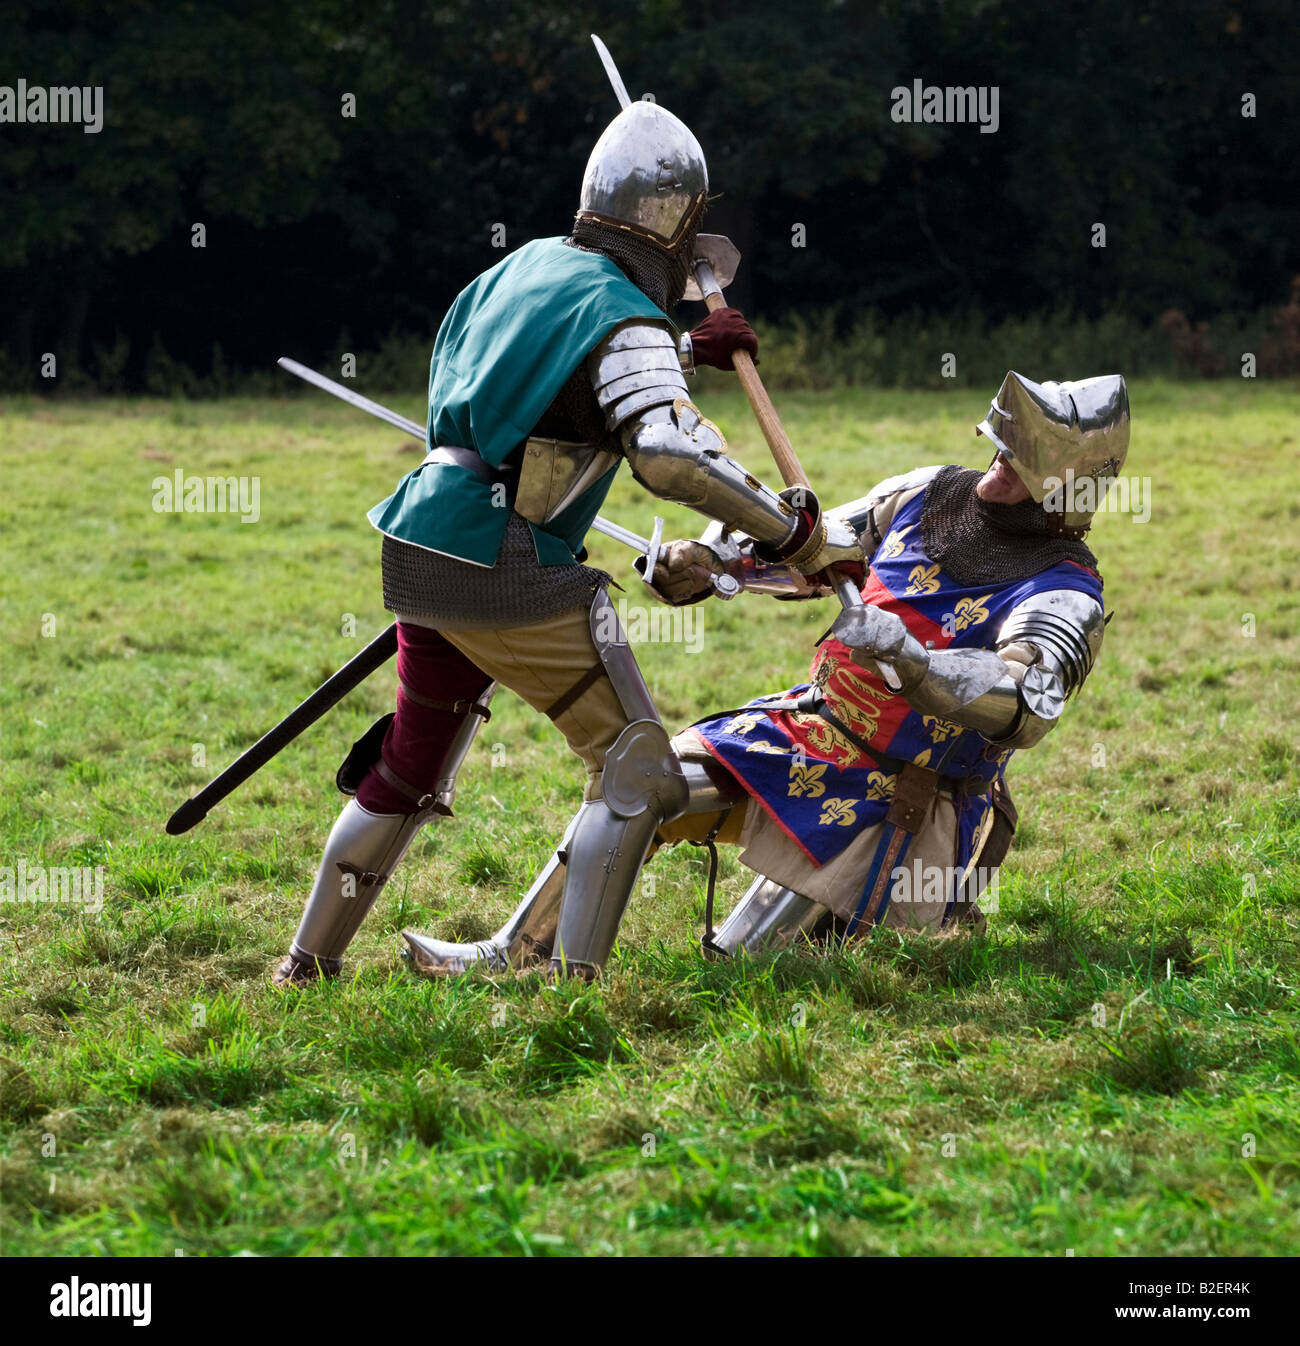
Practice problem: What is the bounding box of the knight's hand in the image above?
[759,489,866,580]
[831,604,913,664]
[646,539,725,606]
[688,307,759,371]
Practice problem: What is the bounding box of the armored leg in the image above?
[400,588,687,981]
[274,797,439,985]
[401,755,742,976]
[704,874,830,959]
[400,807,581,976]
[273,662,495,987]
[551,718,687,978]
[544,589,690,978]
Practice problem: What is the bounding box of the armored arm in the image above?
[587,322,860,573]
[643,467,947,606]
[832,589,1105,749]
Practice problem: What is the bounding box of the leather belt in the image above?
[421,444,514,484]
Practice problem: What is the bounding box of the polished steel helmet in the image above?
[577,101,708,251]
[977,372,1130,529]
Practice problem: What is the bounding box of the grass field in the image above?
[2,378,1297,1255]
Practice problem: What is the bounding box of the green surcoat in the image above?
[367,236,669,568]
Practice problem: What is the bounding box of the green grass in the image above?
[1,379,1297,1255]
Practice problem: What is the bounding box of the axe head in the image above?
[683,234,740,302]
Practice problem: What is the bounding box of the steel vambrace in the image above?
[587,321,799,550]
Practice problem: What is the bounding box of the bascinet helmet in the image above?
[977,372,1130,530]
[577,101,708,250]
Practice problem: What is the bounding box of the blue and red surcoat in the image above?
[684,485,1104,873]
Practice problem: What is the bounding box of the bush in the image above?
[6,286,1300,395]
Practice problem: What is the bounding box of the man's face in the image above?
[975,450,1031,504]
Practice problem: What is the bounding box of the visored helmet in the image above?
[977,372,1130,530]
[577,101,708,252]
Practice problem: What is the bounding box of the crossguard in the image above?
[634,516,740,601]
[640,516,665,594]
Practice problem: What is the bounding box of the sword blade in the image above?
[165,623,399,834]
[277,357,426,441]
[590,515,650,552]
[590,34,632,110]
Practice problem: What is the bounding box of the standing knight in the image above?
[404,372,1129,969]
[273,100,860,985]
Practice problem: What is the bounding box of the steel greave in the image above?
[549,800,662,977]
[549,719,688,977]
[289,798,433,963]
[706,874,828,958]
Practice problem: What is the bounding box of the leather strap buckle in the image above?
[885,762,940,835]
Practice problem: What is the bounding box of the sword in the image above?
[165,623,398,835]
[590,33,632,110]
[276,358,737,597]
[278,358,425,439]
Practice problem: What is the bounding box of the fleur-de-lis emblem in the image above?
[951,594,992,632]
[818,797,858,826]
[911,748,933,768]
[878,525,912,560]
[905,563,941,596]
[724,711,763,735]
[922,714,961,743]
[787,760,828,798]
[746,738,791,756]
[863,771,895,801]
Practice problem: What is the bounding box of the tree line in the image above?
[1,0,1295,390]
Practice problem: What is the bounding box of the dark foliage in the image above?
[1,0,1295,389]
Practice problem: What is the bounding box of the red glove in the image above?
[689,307,759,370]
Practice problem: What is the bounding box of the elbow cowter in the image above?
[622,408,798,547]
[585,318,798,547]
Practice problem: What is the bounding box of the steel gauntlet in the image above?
[830,605,1068,747]
[646,527,831,606]
[754,487,865,578]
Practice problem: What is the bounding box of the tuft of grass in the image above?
[1095,1011,1203,1096]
